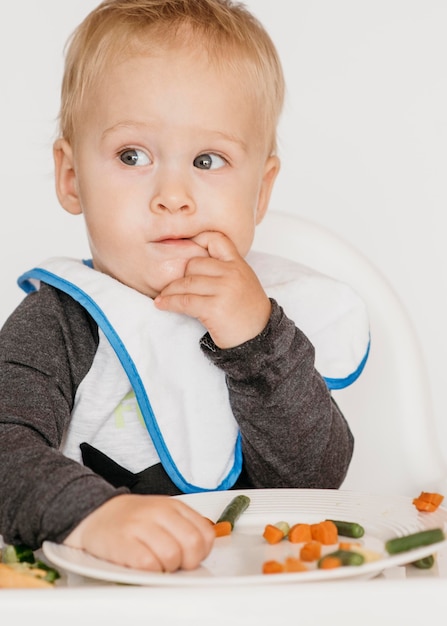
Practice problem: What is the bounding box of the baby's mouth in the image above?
[155,237,196,246]
[151,236,210,257]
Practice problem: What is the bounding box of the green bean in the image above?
[385,528,445,555]
[318,549,365,568]
[327,519,365,538]
[411,555,435,570]
[216,494,251,530]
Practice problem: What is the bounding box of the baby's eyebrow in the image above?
[101,120,248,151]
[210,129,248,152]
[101,120,149,139]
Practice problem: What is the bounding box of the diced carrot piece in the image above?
[311,520,338,545]
[414,501,438,512]
[300,540,322,562]
[263,524,286,545]
[318,556,342,570]
[288,523,312,543]
[284,557,308,572]
[420,491,443,505]
[262,560,285,574]
[213,520,232,537]
[413,492,444,512]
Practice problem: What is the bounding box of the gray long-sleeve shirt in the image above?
[0,284,353,549]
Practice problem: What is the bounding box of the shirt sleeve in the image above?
[0,284,128,549]
[200,298,354,489]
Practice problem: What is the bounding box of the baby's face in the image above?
[61,44,279,297]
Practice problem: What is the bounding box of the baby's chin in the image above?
[150,257,194,293]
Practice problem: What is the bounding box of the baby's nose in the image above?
[149,168,195,214]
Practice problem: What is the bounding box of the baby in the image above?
[0,0,369,573]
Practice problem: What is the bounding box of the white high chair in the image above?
[253,211,447,497]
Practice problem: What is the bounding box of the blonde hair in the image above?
[59,0,285,153]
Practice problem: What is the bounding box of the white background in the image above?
[1,1,446,457]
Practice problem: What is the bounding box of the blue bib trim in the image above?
[324,340,370,390]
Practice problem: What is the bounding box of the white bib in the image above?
[18,251,369,492]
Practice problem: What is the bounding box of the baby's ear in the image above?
[255,155,280,225]
[53,138,82,215]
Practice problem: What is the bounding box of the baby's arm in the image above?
[201,299,354,489]
[0,285,117,548]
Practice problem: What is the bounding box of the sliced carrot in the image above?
[213,520,232,537]
[413,492,444,513]
[284,557,308,572]
[263,523,286,545]
[311,520,338,545]
[262,560,285,574]
[288,523,312,543]
[318,555,342,570]
[299,540,322,562]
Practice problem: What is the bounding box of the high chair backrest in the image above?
[253,211,447,496]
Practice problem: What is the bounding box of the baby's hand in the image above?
[154,232,271,348]
[64,494,215,572]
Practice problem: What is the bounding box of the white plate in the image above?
[43,489,447,586]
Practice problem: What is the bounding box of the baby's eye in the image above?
[193,153,226,170]
[119,148,150,167]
